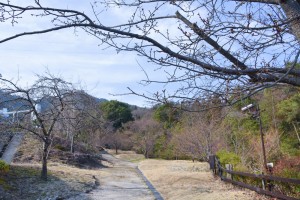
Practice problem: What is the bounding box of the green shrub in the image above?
[0,160,9,174]
[275,168,300,199]
[216,151,265,187]
[54,144,67,151]
[216,150,241,167]
[281,168,300,179]
[280,137,300,156]
[153,134,176,159]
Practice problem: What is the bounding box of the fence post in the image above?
[225,164,233,180]
[261,172,266,190]
[209,155,216,174]
[217,159,223,179]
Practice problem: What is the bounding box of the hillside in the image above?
[0,85,299,199]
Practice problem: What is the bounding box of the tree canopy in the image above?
[100,100,133,129]
[153,103,181,128]
[0,0,300,107]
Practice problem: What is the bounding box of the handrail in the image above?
[210,155,300,200]
[222,168,300,185]
[223,178,298,200]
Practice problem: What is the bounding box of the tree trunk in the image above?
[145,149,148,159]
[41,138,51,180]
[70,134,74,153]
[280,0,300,41]
[115,146,118,154]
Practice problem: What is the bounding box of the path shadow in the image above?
[0,164,95,200]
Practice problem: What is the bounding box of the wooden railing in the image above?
[209,155,300,200]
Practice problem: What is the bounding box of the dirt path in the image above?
[1,133,23,164]
[138,159,270,200]
[69,153,160,200]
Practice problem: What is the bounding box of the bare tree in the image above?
[0,0,300,106]
[0,73,75,180]
[126,113,161,158]
[174,105,223,160]
[102,129,131,154]
[58,91,104,153]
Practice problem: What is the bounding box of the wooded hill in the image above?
[125,86,300,180]
[0,82,299,195]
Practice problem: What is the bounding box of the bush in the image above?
[0,160,9,174]
[263,157,300,198]
[280,136,300,156]
[54,144,68,151]
[153,134,176,159]
[274,168,300,198]
[216,150,241,167]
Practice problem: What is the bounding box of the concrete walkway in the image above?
[70,153,163,200]
[1,133,23,164]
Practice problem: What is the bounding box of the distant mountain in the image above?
[94,97,107,103]
[0,89,108,112]
[0,90,30,111]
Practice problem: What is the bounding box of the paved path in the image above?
[70,153,163,200]
[1,133,23,164]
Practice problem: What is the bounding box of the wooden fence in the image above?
[209,155,300,200]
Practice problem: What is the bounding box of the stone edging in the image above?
[136,166,164,200]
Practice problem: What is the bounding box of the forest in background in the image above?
[28,84,298,180]
[2,84,298,176]
[0,76,299,196]
[0,0,300,198]
[125,86,300,179]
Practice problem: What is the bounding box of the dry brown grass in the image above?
[106,149,145,163]
[5,136,271,200]
[0,134,106,199]
[139,159,270,200]
[0,162,103,200]
[13,134,42,163]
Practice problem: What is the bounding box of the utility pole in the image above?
[257,104,267,171]
[241,103,267,171]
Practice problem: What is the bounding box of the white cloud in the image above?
[0,0,189,107]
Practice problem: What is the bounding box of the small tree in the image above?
[173,100,223,160]
[100,100,134,129]
[153,103,182,129]
[127,112,162,158]
[0,73,75,180]
[100,100,134,154]
[59,91,104,153]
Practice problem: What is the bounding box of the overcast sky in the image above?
[0,0,176,107]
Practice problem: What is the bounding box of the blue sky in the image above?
[0,0,173,107]
[1,1,296,108]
